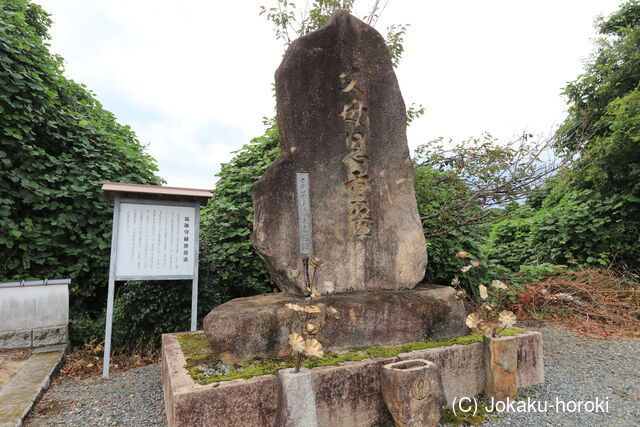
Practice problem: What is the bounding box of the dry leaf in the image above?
[491,280,508,290]
[305,323,317,333]
[455,290,467,300]
[478,320,501,335]
[461,265,472,273]
[465,312,481,329]
[304,305,322,314]
[304,338,324,358]
[310,283,320,297]
[479,285,489,300]
[456,251,469,259]
[289,333,306,353]
[471,259,481,267]
[326,306,340,319]
[285,303,304,312]
[481,302,493,311]
[348,308,359,326]
[310,257,323,267]
[499,310,517,328]
[451,276,460,286]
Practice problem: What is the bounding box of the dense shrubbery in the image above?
[490,0,640,275]
[0,0,163,344]
[414,166,487,284]
[488,188,628,270]
[199,124,280,301]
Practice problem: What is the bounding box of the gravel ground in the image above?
[25,364,166,426]
[25,326,639,426]
[481,326,639,427]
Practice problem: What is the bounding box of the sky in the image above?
[35,0,623,189]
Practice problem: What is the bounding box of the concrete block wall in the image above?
[0,282,69,349]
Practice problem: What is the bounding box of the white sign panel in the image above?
[115,203,196,277]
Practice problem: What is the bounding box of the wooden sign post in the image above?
[101,182,212,377]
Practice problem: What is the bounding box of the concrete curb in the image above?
[0,344,68,427]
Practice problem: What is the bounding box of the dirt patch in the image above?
[31,398,72,418]
[0,348,31,389]
[54,340,159,382]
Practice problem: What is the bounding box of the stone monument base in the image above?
[203,285,468,365]
[161,330,544,427]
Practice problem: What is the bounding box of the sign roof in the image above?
[101,182,212,205]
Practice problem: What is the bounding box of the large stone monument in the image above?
[204,11,466,364]
[252,11,427,296]
[164,13,545,426]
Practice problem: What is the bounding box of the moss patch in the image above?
[176,333,217,370]
[177,329,523,385]
[440,396,502,426]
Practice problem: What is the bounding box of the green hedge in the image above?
[1,0,162,344]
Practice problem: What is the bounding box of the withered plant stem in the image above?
[295,351,303,373]
[303,257,311,294]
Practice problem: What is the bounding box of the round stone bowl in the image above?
[380,359,446,427]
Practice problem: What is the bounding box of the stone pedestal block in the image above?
[483,335,518,402]
[33,325,67,347]
[203,285,467,365]
[161,331,544,427]
[0,329,32,349]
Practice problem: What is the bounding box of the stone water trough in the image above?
[161,326,543,426]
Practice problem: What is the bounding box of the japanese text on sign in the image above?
[115,203,195,277]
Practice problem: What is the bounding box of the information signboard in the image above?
[115,203,196,278]
[100,183,211,378]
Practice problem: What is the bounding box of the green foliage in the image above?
[555,0,640,202]
[557,0,640,152]
[259,0,410,69]
[414,166,487,284]
[507,263,565,288]
[260,0,356,45]
[109,280,225,349]
[0,0,161,339]
[385,23,409,67]
[488,187,634,270]
[485,205,538,271]
[543,0,640,273]
[199,124,280,299]
[572,89,640,197]
[412,131,561,285]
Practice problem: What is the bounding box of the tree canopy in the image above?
[556,0,640,197]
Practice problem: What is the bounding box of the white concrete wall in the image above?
[0,284,68,332]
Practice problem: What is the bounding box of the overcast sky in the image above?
[35,0,622,189]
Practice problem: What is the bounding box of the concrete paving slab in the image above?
[0,348,66,427]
